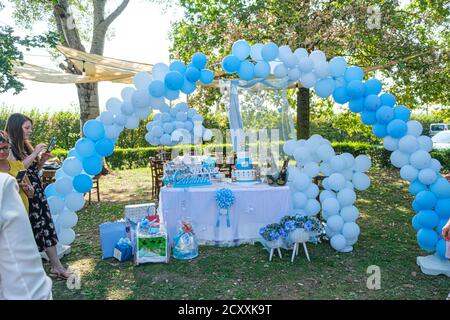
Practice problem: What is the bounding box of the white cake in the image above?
[233,151,257,182]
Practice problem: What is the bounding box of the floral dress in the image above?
[13,150,58,252]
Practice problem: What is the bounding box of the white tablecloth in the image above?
[159,183,292,246]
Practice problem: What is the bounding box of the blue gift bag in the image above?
[113,238,132,262]
[99,221,127,259]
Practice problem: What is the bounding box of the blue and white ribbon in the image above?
[215,188,235,228]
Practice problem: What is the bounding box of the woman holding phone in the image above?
[0,131,34,212]
[5,113,71,280]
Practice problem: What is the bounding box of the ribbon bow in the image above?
[215,188,235,228]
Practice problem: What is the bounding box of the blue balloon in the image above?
[261,43,279,61]
[372,123,387,138]
[409,180,428,195]
[82,155,102,176]
[164,71,184,91]
[360,111,376,125]
[346,80,364,99]
[181,78,196,94]
[232,40,251,60]
[73,174,93,193]
[329,56,347,77]
[375,106,394,124]
[349,98,364,113]
[393,105,411,121]
[148,80,165,98]
[411,215,422,231]
[169,60,187,74]
[222,55,241,74]
[387,119,407,138]
[83,120,105,141]
[44,184,63,198]
[254,61,270,78]
[332,87,349,104]
[95,138,114,157]
[412,200,421,212]
[435,199,450,219]
[75,138,95,158]
[364,94,381,111]
[417,228,438,252]
[380,93,396,107]
[191,52,207,69]
[199,69,214,85]
[315,77,335,98]
[67,148,81,159]
[160,133,172,146]
[436,239,447,258]
[429,177,450,199]
[416,210,439,229]
[415,190,437,210]
[364,78,382,95]
[344,66,364,82]
[185,67,201,82]
[237,61,254,81]
[165,88,180,101]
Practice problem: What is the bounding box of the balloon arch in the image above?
[44,40,449,259]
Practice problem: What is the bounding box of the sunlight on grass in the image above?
[68,258,97,277]
[106,287,133,300]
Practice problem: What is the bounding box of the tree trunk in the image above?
[296,87,310,139]
[76,83,100,131]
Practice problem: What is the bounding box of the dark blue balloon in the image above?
[75,138,95,158]
[349,98,364,113]
[411,214,422,231]
[73,174,93,193]
[375,106,394,124]
[416,210,439,229]
[429,177,450,199]
[387,119,407,138]
[364,94,380,111]
[435,198,450,219]
[82,155,103,176]
[417,228,438,252]
[199,69,214,85]
[164,71,184,91]
[380,93,396,107]
[169,60,187,74]
[185,67,201,82]
[332,87,349,104]
[222,55,241,74]
[393,105,411,121]
[237,61,254,81]
[372,123,387,138]
[254,61,270,78]
[83,120,105,141]
[360,111,376,125]
[363,78,382,95]
[191,52,207,69]
[415,190,437,210]
[346,80,364,99]
[344,66,364,82]
[409,180,428,195]
[181,78,196,94]
[95,138,114,157]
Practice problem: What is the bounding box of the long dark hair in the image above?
[5,113,35,160]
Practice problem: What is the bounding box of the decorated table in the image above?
[159,183,292,246]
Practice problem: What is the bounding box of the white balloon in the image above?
[417,135,433,152]
[353,155,372,172]
[328,173,346,191]
[65,192,85,212]
[125,115,140,130]
[352,172,371,191]
[54,177,73,195]
[133,71,152,90]
[406,120,423,137]
[383,136,399,151]
[152,63,169,81]
[58,228,76,246]
[398,135,419,154]
[57,210,78,229]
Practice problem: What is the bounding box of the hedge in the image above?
[52,143,450,173]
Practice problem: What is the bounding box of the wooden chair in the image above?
[88,175,101,204]
[149,157,165,200]
[41,169,56,189]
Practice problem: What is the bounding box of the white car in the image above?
[431,131,450,150]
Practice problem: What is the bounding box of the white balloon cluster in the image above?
[284,134,372,252]
[144,101,213,146]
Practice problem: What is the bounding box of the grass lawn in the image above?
[50,167,449,300]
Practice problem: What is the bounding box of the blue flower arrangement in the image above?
[215,188,235,209]
[261,215,325,243]
[259,223,282,241]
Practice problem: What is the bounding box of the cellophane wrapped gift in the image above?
[173,219,198,260]
[113,237,132,262]
[135,217,169,265]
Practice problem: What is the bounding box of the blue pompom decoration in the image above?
[215,188,235,209]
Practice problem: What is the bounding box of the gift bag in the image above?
[173,219,198,260]
[99,221,127,259]
[113,237,132,262]
[135,218,169,265]
[124,203,157,259]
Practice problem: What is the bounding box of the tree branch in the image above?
[101,0,130,29]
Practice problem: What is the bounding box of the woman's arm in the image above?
[21,143,46,169]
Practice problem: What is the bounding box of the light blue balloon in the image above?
[169,60,187,74]
[164,71,184,91]
[150,126,164,138]
[62,156,83,177]
[160,133,172,146]
[45,183,63,199]
[332,87,349,104]
[250,43,264,61]
[165,88,180,101]
[187,108,197,119]
[48,196,65,215]
[82,155,102,176]
[344,66,364,82]
[315,77,335,98]
[387,119,407,138]
[222,55,241,74]
[75,138,95,158]
[95,138,114,157]
[237,61,254,81]
[191,114,203,123]
[131,89,150,108]
[65,192,85,212]
[191,52,207,69]
[232,40,251,60]
[176,112,188,122]
[261,42,279,61]
[83,120,105,141]
[185,67,201,82]
[254,61,270,78]
[199,69,214,85]
[148,80,165,98]
[410,150,431,169]
[73,174,93,193]
[429,177,450,199]
[163,122,175,134]
[55,176,73,195]
[329,56,347,77]
[184,121,194,131]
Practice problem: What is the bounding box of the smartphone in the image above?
[46,137,56,152]
[16,169,27,183]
